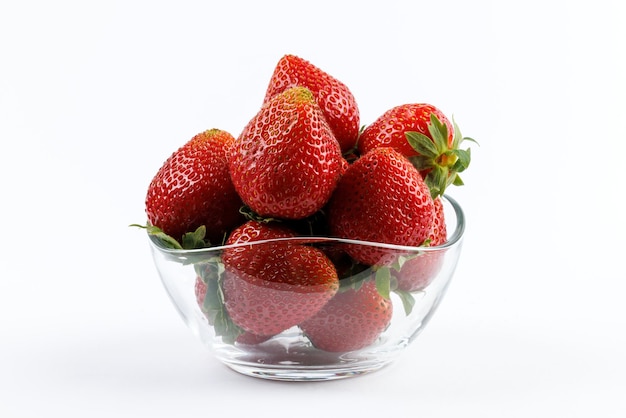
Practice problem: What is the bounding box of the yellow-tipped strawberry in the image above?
[264,55,361,153]
[229,86,344,220]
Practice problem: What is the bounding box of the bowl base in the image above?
[212,331,400,381]
[221,358,392,381]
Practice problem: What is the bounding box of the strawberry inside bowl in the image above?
[146,195,465,381]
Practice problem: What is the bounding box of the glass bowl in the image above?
[147,195,465,381]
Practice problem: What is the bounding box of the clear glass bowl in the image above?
[147,195,465,381]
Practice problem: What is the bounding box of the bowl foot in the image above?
[212,333,398,381]
[221,359,391,381]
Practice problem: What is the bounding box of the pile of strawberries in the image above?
[140,55,475,352]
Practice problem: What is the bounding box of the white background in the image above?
[1,0,625,416]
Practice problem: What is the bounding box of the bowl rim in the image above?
[148,194,465,255]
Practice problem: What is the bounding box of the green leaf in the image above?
[202,276,223,323]
[452,116,479,147]
[130,223,183,249]
[390,254,410,272]
[375,267,391,299]
[239,206,281,224]
[200,261,244,344]
[408,155,434,171]
[462,136,479,146]
[425,165,448,199]
[427,113,449,152]
[405,131,438,158]
[452,174,465,186]
[213,310,243,345]
[451,148,471,173]
[195,257,224,282]
[451,118,463,148]
[181,225,210,249]
[394,289,416,316]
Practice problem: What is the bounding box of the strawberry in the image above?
[194,276,271,345]
[359,103,453,157]
[145,129,244,244]
[428,196,448,246]
[300,280,393,352]
[221,220,296,266]
[194,275,207,307]
[263,54,360,153]
[229,86,343,220]
[194,276,270,345]
[221,221,339,336]
[328,147,435,266]
[358,103,475,198]
[393,196,447,292]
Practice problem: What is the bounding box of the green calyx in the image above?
[373,255,417,316]
[197,260,244,344]
[405,113,478,199]
[130,223,211,250]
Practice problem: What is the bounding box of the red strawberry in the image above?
[394,196,447,292]
[359,103,453,157]
[358,103,475,198]
[428,196,448,246]
[145,129,244,244]
[233,331,273,345]
[328,147,435,266]
[221,220,296,266]
[264,54,360,153]
[339,156,350,176]
[194,275,207,307]
[229,86,343,220]
[194,276,270,345]
[221,221,339,336]
[300,280,393,352]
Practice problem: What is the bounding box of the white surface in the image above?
[2,1,625,416]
